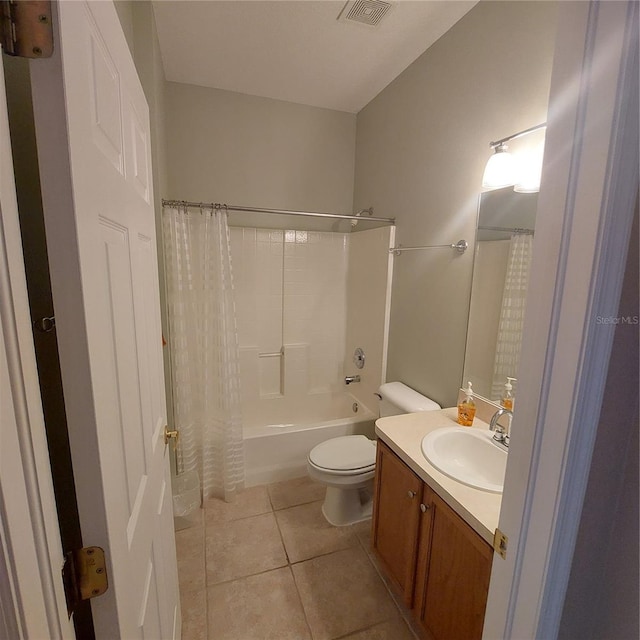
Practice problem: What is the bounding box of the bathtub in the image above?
[242,392,377,486]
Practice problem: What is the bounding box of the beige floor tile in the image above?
[275,501,359,563]
[178,554,206,593]
[176,520,206,593]
[205,485,272,525]
[181,586,207,640]
[292,546,398,640]
[176,523,205,563]
[351,519,373,551]
[366,550,407,605]
[340,616,417,640]
[206,512,287,584]
[267,475,326,510]
[207,567,311,640]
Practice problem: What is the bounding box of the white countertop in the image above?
[375,407,502,545]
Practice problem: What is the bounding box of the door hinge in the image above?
[493,528,509,559]
[62,546,109,618]
[1,1,53,58]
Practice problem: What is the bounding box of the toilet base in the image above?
[321,484,373,527]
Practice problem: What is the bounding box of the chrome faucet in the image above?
[489,408,513,447]
[344,375,361,385]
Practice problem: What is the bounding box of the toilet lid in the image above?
[309,435,376,472]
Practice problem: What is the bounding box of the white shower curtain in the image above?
[163,203,244,502]
[491,233,534,401]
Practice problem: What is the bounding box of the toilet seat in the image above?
[308,435,376,476]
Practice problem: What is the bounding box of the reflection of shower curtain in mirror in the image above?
[163,203,244,502]
[491,234,534,401]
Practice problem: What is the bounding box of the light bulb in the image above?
[514,143,544,193]
[482,144,516,190]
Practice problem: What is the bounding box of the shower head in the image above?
[351,207,374,227]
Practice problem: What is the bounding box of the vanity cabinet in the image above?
[372,440,493,640]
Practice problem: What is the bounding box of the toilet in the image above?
[307,382,441,526]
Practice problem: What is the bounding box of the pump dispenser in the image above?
[501,377,516,411]
[457,381,476,426]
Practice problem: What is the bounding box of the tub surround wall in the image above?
[230,227,349,425]
[344,226,394,411]
[353,1,558,408]
[231,224,392,434]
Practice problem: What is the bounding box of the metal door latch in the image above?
[33,315,55,333]
[493,528,509,559]
[164,426,179,448]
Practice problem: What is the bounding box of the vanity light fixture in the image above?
[482,122,547,192]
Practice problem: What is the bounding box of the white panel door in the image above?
[29,1,180,637]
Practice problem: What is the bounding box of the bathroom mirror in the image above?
[462,187,538,401]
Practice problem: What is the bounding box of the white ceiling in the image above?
[152,0,478,113]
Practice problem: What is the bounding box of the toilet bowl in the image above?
[308,382,441,526]
[307,435,377,526]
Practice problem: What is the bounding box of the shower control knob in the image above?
[407,490,417,498]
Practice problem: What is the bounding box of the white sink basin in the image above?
[421,427,507,493]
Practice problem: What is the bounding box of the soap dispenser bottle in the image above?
[457,381,476,426]
[501,377,516,411]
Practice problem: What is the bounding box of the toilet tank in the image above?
[377,382,441,417]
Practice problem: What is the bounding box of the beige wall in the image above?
[131,2,169,203]
[113,0,135,56]
[164,82,356,212]
[354,1,558,407]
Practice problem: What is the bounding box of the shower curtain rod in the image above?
[478,225,535,235]
[162,199,395,224]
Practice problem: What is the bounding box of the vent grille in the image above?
[338,0,393,28]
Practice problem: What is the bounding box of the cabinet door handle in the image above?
[420,503,430,512]
[407,490,417,498]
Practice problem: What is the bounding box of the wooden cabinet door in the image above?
[372,440,423,606]
[418,492,493,640]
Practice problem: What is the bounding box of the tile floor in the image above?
[176,476,419,640]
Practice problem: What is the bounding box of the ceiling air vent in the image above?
[338,0,394,28]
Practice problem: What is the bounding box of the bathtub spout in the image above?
[345,375,361,385]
